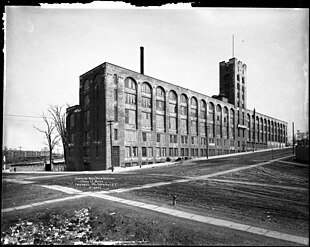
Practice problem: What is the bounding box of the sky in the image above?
[3,5,309,151]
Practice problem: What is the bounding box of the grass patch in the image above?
[1,182,69,208]
[1,196,297,246]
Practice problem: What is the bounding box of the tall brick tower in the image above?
[219,58,247,109]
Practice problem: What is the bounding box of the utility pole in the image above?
[107,120,114,172]
[292,122,295,155]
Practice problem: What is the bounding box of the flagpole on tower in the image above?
[232,34,235,58]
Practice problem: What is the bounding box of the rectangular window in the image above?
[191,148,195,156]
[169,117,177,130]
[142,132,147,141]
[162,147,166,157]
[114,89,118,101]
[174,148,178,157]
[156,114,165,131]
[191,137,194,144]
[200,110,206,119]
[185,148,189,156]
[161,134,166,143]
[169,103,177,113]
[157,134,160,142]
[169,148,173,157]
[181,148,184,156]
[200,122,205,135]
[84,110,90,127]
[181,106,187,115]
[148,147,153,157]
[114,129,118,140]
[84,131,90,142]
[181,119,188,133]
[156,147,161,157]
[83,147,89,157]
[195,148,198,157]
[142,97,152,108]
[142,112,152,129]
[191,109,197,117]
[125,93,136,105]
[125,146,131,158]
[156,100,165,111]
[125,109,136,126]
[174,135,177,143]
[84,95,90,107]
[142,147,147,157]
[132,147,138,157]
[191,121,197,135]
[185,136,188,144]
[114,106,118,122]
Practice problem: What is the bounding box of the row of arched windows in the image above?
[79,76,286,143]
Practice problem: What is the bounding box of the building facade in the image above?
[66,55,287,171]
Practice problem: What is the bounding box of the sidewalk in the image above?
[2,147,291,175]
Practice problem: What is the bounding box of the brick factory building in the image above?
[66,47,287,171]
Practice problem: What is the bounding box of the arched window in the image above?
[216,105,222,138]
[191,97,198,117]
[124,77,137,128]
[169,90,177,101]
[113,74,118,85]
[260,117,264,142]
[124,77,137,90]
[180,94,188,134]
[180,94,188,116]
[271,121,274,141]
[156,86,165,97]
[168,90,177,131]
[83,80,89,93]
[223,107,229,139]
[230,109,235,139]
[141,82,152,94]
[252,115,255,142]
[156,86,165,131]
[190,97,198,135]
[69,114,74,128]
[181,94,187,103]
[191,97,197,106]
[264,119,267,143]
[208,103,215,138]
[200,100,207,119]
[278,123,280,142]
[94,74,101,139]
[141,82,152,130]
[256,116,259,142]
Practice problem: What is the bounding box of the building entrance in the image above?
[112,146,120,167]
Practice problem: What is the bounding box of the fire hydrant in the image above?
[172,195,177,206]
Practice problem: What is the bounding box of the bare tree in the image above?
[48,105,68,165]
[34,113,60,171]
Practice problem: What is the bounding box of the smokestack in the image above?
[140,46,144,74]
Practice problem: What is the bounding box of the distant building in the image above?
[66,48,287,171]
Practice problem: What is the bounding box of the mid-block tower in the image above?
[219,58,247,109]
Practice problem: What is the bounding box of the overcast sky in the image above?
[3,6,309,151]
